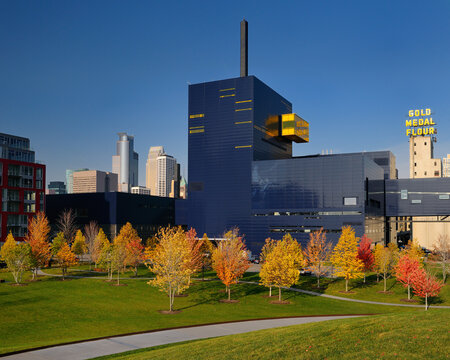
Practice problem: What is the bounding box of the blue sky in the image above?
[1,0,450,184]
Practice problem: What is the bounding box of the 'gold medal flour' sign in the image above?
[405,108,436,136]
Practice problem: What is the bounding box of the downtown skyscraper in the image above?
[112,133,138,193]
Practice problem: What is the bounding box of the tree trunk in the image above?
[317,275,320,288]
[425,294,428,311]
[278,287,282,302]
[169,285,173,312]
[408,284,411,300]
[117,268,120,285]
[363,273,366,283]
[376,272,379,282]
[134,266,138,277]
[345,278,348,292]
[383,274,387,292]
[62,267,65,280]
[31,268,36,281]
[227,286,231,301]
[269,286,272,297]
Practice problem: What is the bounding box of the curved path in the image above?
[37,270,450,309]
[239,281,450,309]
[2,315,364,360]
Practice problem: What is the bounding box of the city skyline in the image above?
[2,1,450,185]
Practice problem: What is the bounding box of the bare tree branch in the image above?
[56,209,78,243]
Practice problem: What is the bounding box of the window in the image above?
[424,171,427,176]
[425,142,427,145]
[435,171,440,176]
[414,151,416,155]
[434,161,437,166]
[414,163,417,166]
[343,197,357,206]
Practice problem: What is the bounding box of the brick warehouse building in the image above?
[0,133,45,241]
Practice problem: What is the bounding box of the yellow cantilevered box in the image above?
[281,113,309,143]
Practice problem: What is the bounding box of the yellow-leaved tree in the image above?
[197,233,215,281]
[92,228,109,269]
[259,238,277,297]
[405,239,424,263]
[330,226,363,292]
[72,229,87,261]
[0,232,31,285]
[260,234,305,302]
[212,229,250,302]
[373,243,396,293]
[146,226,192,312]
[304,228,332,288]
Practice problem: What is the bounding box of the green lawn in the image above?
[93,309,450,360]
[292,265,449,307]
[0,269,412,355]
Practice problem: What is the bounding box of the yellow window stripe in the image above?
[235,108,252,112]
[189,114,204,119]
[235,145,252,149]
[219,88,235,92]
[235,121,252,125]
[189,126,204,130]
[189,129,205,134]
[235,100,252,103]
[220,94,235,98]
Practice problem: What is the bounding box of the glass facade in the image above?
[184,76,388,253]
[179,75,450,254]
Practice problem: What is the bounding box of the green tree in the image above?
[52,232,67,255]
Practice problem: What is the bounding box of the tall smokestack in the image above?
[240,19,248,77]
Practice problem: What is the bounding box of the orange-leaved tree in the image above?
[259,237,277,296]
[394,252,422,300]
[24,212,51,280]
[55,243,78,280]
[304,228,332,288]
[125,237,144,277]
[330,226,364,292]
[146,226,192,312]
[185,228,203,285]
[260,234,305,302]
[357,234,374,283]
[1,232,32,285]
[212,229,250,301]
[113,222,140,282]
[411,268,444,310]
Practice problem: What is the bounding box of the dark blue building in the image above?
[176,21,450,255]
[46,192,175,240]
[177,74,392,253]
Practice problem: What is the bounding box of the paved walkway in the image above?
[2,315,363,360]
[238,281,450,309]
